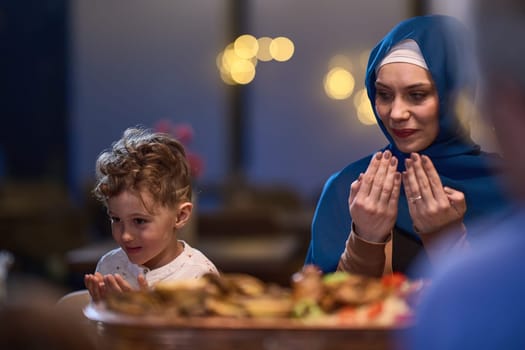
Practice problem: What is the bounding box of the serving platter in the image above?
[84,303,410,350]
[84,302,412,330]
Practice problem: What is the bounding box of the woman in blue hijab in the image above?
[304,15,510,277]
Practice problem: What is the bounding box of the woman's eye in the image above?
[409,91,427,102]
[376,91,392,102]
[109,216,120,223]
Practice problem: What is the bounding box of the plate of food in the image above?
[84,265,425,330]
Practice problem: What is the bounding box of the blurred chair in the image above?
[57,289,91,309]
[1,296,96,350]
[56,289,94,333]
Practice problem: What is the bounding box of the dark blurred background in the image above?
[1,0,487,295]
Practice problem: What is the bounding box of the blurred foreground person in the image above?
[0,303,97,350]
[407,1,525,349]
[0,275,96,350]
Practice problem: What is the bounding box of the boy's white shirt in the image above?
[95,240,218,289]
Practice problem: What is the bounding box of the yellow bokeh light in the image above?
[219,69,236,85]
[357,104,377,125]
[269,37,295,62]
[353,88,368,108]
[256,36,273,62]
[329,54,353,70]
[218,34,294,85]
[217,40,260,85]
[455,90,479,129]
[359,50,371,70]
[353,88,376,125]
[230,59,256,84]
[234,34,259,59]
[324,67,355,100]
[221,44,237,71]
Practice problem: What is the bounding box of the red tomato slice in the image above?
[338,306,357,323]
[381,272,407,289]
[366,302,383,320]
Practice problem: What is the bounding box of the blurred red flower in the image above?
[153,119,204,179]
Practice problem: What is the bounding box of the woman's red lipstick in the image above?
[392,129,417,138]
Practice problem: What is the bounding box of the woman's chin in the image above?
[394,141,426,154]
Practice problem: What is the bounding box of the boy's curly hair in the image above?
[93,127,192,209]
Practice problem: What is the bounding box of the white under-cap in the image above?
[377,39,428,73]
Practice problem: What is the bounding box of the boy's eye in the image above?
[134,218,148,225]
[109,216,120,223]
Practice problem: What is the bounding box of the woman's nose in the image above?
[390,97,410,121]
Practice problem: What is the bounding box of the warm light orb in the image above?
[218,35,294,85]
[354,88,376,125]
[219,68,236,85]
[230,59,256,84]
[329,54,353,70]
[234,34,259,59]
[455,90,478,129]
[256,36,273,62]
[221,43,237,71]
[359,49,371,69]
[269,37,295,62]
[324,67,355,100]
[217,48,235,84]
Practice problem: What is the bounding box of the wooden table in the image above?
[84,304,409,350]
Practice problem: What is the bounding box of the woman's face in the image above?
[375,62,439,153]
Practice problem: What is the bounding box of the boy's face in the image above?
[106,189,182,269]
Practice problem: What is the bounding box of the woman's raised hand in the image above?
[403,153,466,235]
[349,150,402,242]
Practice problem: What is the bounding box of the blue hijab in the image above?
[305,15,510,274]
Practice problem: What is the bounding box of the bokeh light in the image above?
[230,59,256,84]
[269,36,295,62]
[256,37,273,62]
[455,90,478,130]
[354,88,376,125]
[328,54,353,70]
[234,34,259,59]
[217,42,258,85]
[359,50,371,70]
[217,35,294,85]
[324,67,355,100]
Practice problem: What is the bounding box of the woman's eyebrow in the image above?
[375,81,433,89]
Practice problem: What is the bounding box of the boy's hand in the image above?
[84,272,106,303]
[84,273,148,302]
